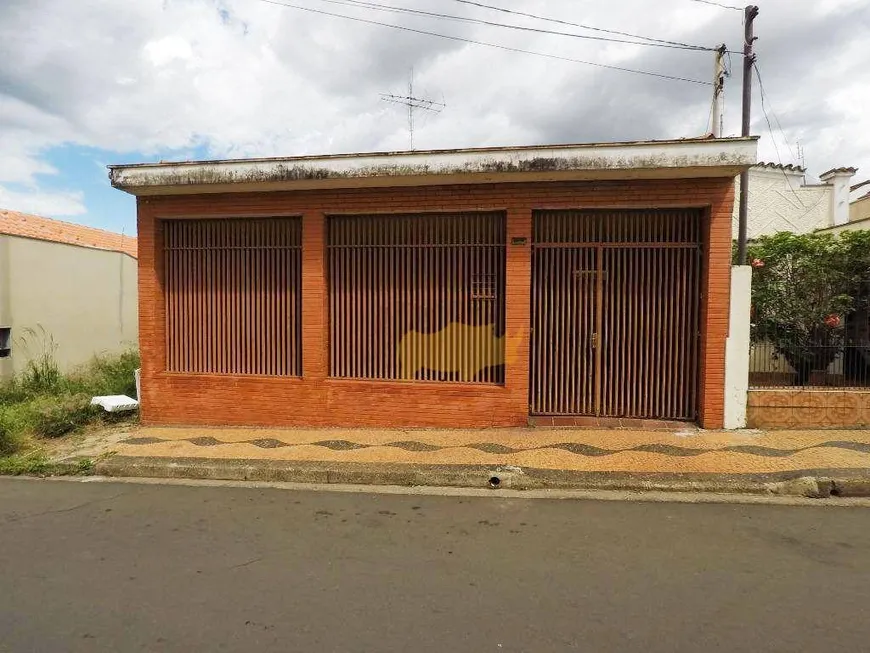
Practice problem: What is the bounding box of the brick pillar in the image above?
[136,197,164,424]
[505,208,532,423]
[302,211,328,380]
[698,182,735,429]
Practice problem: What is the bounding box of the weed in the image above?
[75,458,95,474]
[0,451,50,476]
[17,326,62,393]
[0,342,140,461]
[31,395,99,438]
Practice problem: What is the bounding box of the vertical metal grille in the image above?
[328,212,506,383]
[531,209,701,420]
[164,218,302,376]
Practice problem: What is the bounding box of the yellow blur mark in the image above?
[399,323,524,381]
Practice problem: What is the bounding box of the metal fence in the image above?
[164,217,303,376]
[327,211,507,383]
[749,340,870,388]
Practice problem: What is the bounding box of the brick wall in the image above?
[137,177,734,429]
[747,389,870,428]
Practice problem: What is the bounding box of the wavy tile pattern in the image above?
[119,437,870,458]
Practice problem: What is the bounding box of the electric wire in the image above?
[444,0,717,51]
[253,0,712,85]
[311,0,712,51]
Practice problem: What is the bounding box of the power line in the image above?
[253,0,713,85]
[444,0,716,51]
[753,63,809,210]
[754,62,798,164]
[688,0,743,11]
[311,0,713,51]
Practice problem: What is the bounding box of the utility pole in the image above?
[711,44,727,137]
[380,68,445,151]
[736,5,759,265]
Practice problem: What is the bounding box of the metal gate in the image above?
[530,209,701,420]
[327,212,506,383]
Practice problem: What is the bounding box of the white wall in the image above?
[724,265,752,429]
[0,235,138,379]
[732,168,831,238]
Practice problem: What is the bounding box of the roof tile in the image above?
[0,209,137,258]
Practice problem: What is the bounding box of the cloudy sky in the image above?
[1,0,868,234]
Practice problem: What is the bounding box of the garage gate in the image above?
[530,209,702,420]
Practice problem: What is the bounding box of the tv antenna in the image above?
[380,68,445,150]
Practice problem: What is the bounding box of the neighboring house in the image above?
[110,136,757,430]
[0,209,138,381]
[732,163,858,237]
[816,177,870,235]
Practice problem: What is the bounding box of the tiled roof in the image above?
[0,209,137,258]
[754,161,806,173]
[819,166,859,178]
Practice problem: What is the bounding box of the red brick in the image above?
[137,178,733,429]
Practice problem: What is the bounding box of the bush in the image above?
[743,232,868,385]
[0,403,33,455]
[31,394,99,439]
[0,422,15,456]
[0,347,140,454]
[66,349,140,398]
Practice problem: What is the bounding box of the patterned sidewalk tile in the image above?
[112,426,870,474]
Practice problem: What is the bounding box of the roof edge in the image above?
[0,208,138,259]
[107,136,757,170]
[109,137,758,196]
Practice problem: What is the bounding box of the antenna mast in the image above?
[380,68,445,150]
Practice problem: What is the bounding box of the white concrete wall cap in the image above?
[108,137,758,195]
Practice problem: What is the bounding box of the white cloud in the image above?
[0,186,85,217]
[0,0,868,223]
[144,35,195,67]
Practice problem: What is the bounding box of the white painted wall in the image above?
[724,265,752,429]
[820,170,854,227]
[732,167,831,238]
[0,235,138,380]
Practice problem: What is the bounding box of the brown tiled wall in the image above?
[137,178,734,429]
[747,390,870,429]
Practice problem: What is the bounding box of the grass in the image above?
[0,451,51,476]
[0,335,140,469]
[0,451,95,476]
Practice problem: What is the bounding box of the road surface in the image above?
[1,478,869,652]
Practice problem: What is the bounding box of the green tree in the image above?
[838,230,870,382]
[746,232,853,385]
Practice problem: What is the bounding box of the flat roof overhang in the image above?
[109,136,758,196]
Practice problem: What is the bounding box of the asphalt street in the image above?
[1,478,869,652]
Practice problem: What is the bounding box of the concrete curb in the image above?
[90,456,870,498]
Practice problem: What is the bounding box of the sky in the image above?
[1,0,868,235]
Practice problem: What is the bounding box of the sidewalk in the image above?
[75,425,870,497]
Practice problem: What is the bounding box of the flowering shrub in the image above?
[742,232,856,384]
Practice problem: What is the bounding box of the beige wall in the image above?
[818,216,870,235]
[850,195,870,223]
[0,235,137,379]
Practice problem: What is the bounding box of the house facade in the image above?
[111,137,757,430]
[732,163,858,237]
[0,210,138,380]
[816,176,870,235]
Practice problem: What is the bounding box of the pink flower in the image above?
[751,258,765,268]
[824,314,841,328]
